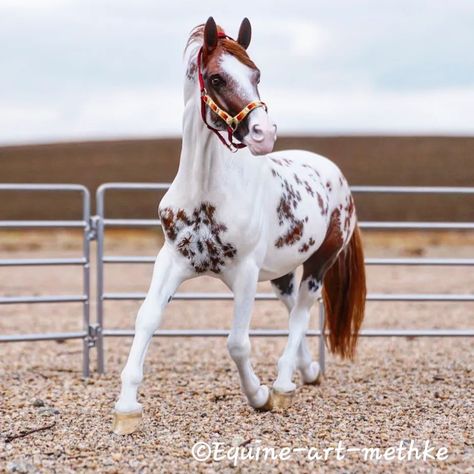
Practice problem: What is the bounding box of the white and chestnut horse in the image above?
[113,17,366,435]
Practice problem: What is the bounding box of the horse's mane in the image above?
[185,24,256,69]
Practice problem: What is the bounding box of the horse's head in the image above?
[198,17,277,155]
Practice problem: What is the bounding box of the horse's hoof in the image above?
[302,362,323,385]
[301,362,322,385]
[112,409,143,435]
[307,372,323,385]
[255,390,273,412]
[270,389,295,410]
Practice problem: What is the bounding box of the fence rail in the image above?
[1,183,473,377]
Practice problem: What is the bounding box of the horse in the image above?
[112,17,366,435]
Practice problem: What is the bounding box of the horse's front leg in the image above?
[113,246,189,435]
[224,261,272,410]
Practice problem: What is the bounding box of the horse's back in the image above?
[267,149,344,181]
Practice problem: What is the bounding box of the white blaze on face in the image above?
[219,53,257,103]
[219,53,277,156]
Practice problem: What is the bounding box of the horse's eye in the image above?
[210,75,225,88]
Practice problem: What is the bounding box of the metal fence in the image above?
[95,183,474,374]
[0,184,92,377]
[1,183,473,377]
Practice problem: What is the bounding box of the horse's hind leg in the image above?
[297,338,321,384]
[272,275,321,406]
[271,273,320,387]
[272,210,346,404]
[113,246,189,435]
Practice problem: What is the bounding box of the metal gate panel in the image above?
[0,184,92,377]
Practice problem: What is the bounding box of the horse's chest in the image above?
[159,202,237,274]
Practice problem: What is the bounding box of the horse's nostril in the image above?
[251,124,264,142]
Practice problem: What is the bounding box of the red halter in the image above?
[197,33,267,152]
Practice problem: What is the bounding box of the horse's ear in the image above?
[204,17,218,53]
[237,17,252,49]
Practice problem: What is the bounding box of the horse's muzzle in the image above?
[243,109,277,156]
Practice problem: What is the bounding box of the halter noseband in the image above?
[197,33,267,152]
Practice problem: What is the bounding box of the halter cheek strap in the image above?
[197,43,267,152]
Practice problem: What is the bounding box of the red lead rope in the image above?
[196,40,267,153]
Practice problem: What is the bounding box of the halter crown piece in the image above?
[197,32,268,152]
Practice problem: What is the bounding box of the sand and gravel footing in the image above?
[0,230,473,473]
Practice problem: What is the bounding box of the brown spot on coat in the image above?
[344,195,355,232]
[316,192,328,216]
[302,163,321,178]
[298,236,316,253]
[160,208,177,241]
[304,180,314,197]
[299,242,310,253]
[186,61,197,81]
[270,157,292,167]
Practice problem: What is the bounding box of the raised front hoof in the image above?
[269,389,295,410]
[112,409,143,435]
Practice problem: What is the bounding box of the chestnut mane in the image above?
[185,24,257,69]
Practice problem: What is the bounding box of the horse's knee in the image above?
[227,336,251,362]
[134,318,159,338]
[135,299,163,335]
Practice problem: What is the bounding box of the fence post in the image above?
[96,187,106,374]
[81,187,91,378]
[318,299,326,375]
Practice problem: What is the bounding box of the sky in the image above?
[0,0,473,145]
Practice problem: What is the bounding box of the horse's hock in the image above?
[0,182,473,378]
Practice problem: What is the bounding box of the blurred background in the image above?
[0,0,473,219]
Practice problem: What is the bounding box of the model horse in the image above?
[113,17,366,435]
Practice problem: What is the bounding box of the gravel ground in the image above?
[0,230,473,473]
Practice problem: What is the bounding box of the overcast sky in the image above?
[0,0,473,145]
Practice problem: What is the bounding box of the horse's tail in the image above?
[322,223,366,359]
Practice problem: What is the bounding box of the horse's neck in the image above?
[174,98,257,200]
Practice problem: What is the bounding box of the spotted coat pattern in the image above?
[270,158,332,251]
[159,202,237,274]
[270,158,307,248]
